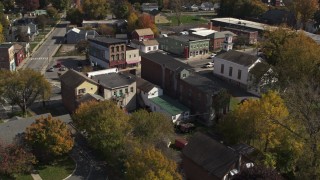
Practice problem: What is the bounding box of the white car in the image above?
[210,53,217,58]
[202,62,214,68]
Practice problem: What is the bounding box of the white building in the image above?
[213,50,270,95]
[130,39,159,53]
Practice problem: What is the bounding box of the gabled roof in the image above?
[215,50,259,67]
[141,52,192,72]
[60,69,98,89]
[136,77,159,92]
[150,95,189,116]
[183,133,239,179]
[88,37,126,47]
[77,93,104,104]
[133,28,154,36]
[92,73,136,89]
[136,39,159,46]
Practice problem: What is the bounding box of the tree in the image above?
[25,115,74,161]
[125,146,182,180]
[212,89,231,120]
[0,142,36,177]
[73,100,131,166]
[50,0,70,10]
[0,69,51,116]
[111,0,131,19]
[137,14,158,35]
[66,8,83,26]
[127,11,139,32]
[129,110,174,146]
[39,0,50,8]
[21,0,40,11]
[0,24,4,43]
[82,0,109,20]
[218,0,268,18]
[292,0,319,29]
[35,15,49,32]
[46,6,59,19]
[97,24,115,36]
[75,40,89,53]
[169,0,184,26]
[1,0,14,12]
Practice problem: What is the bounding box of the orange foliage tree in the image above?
[25,115,74,160]
[137,14,158,35]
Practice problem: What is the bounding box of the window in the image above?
[130,87,134,92]
[111,55,114,61]
[116,46,119,52]
[229,67,233,76]
[119,89,123,95]
[220,64,224,74]
[148,47,151,50]
[125,88,128,93]
[121,53,124,60]
[129,55,131,58]
[238,70,242,80]
[114,91,117,96]
[121,45,124,51]
[134,54,136,57]
[78,88,86,94]
[116,54,119,60]
[111,47,114,53]
[153,46,157,50]
[182,74,186,78]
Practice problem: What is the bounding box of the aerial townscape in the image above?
[0,0,320,179]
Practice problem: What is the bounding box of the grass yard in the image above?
[230,97,240,111]
[37,156,75,180]
[168,15,208,25]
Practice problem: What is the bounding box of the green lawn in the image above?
[168,15,208,25]
[230,97,240,111]
[37,156,75,180]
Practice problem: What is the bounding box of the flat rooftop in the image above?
[211,17,277,31]
[150,95,189,116]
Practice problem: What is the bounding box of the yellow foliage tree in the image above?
[125,146,182,180]
[25,115,74,160]
[0,23,4,43]
[127,11,138,33]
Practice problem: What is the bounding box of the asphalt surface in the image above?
[23,21,68,72]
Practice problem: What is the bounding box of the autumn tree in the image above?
[73,100,131,166]
[292,0,319,29]
[127,11,139,32]
[0,69,51,116]
[125,146,182,180]
[218,0,268,18]
[97,24,115,36]
[1,0,14,12]
[82,0,109,20]
[46,6,59,19]
[0,24,4,43]
[35,15,49,32]
[25,115,74,161]
[137,14,158,35]
[111,0,131,19]
[129,110,174,146]
[0,142,36,177]
[212,89,231,120]
[66,8,84,26]
[232,164,283,180]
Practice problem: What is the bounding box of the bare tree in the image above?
[169,0,185,26]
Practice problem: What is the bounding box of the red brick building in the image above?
[221,27,258,45]
[14,44,25,67]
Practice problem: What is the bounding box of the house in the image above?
[65,28,99,44]
[91,72,137,111]
[186,4,199,11]
[141,3,159,12]
[182,133,241,180]
[0,44,16,71]
[141,52,192,99]
[157,35,210,59]
[200,2,214,11]
[260,9,296,27]
[213,50,271,96]
[16,25,35,42]
[206,31,237,51]
[132,28,154,41]
[147,10,170,24]
[130,39,159,53]
[13,43,25,66]
[16,42,31,57]
[136,77,190,122]
[60,69,99,112]
[88,37,127,69]
[126,46,141,67]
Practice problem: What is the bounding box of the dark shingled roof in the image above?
[216,50,259,67]
[183,133,239,179]
[249,61,270,78]
[182,73,222,95]
[149,9,160,16]
[77,93,104,104]
[88,37,126,47]
[136,77,158,92]
[169,35,204,43]
[60,69,98,89]
[92,73,136,89]
[141,52,192,72]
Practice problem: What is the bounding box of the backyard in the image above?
[167,15,208,26]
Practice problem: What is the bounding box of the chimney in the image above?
[209,22,213,30]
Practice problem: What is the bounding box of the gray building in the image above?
[65,28,99,44]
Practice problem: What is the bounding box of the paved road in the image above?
[23,21,68,73]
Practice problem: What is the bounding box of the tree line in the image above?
[218,27,320,179]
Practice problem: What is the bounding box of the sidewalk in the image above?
[31,173,43,180]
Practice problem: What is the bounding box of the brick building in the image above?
[0,44,16,71]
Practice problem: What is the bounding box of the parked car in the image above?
[59,66,66,71]
[202,62,214,68]
[210,53,217,58]
[47,67,54,72]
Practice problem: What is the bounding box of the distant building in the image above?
[200,2,214,11]
[13,43,26,67]
[141,3,159,12]
[125,46,141,67]
[132,28,155,41]
[145,10,170,24]
[65,28,99,44]
[130,39,159,53]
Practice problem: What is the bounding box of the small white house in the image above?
[213,50,270,95]
[137,78,190,122]
[130,39,159,53]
